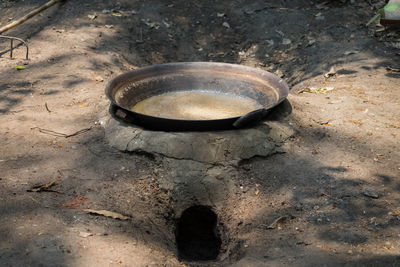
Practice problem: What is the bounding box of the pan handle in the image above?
[232,108,269,128]
[112,105,136,123]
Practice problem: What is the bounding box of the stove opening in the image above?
[175,205,221,261]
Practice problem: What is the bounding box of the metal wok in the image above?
[105,62,289,131]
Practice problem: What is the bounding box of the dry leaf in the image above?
[299,87,334,94]
[144,21,159,28]
[324,66,336,78]
[27,178,61,192]
[84,209,130,220]
[364,100,379,105]
[386,66,400,72]
[93,74,104,82]
[349,120,363,125]
[391,209,400,216]
[88,14,97,20]
[387,123,400,129]
[344,50,359,56]
[316,1,329,9]
[267,216,287,229]
[307,39,316,46]
[79,231,93,238]
[162,20,170,28]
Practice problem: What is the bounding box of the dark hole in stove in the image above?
[176,205,222,261]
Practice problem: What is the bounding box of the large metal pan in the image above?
[106,62,289,131]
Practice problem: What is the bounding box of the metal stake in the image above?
[0,35,29,60]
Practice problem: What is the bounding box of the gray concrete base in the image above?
[101,112,295,166]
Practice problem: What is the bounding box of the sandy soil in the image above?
[1,0,400,266]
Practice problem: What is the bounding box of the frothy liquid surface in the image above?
[131,91,262,120]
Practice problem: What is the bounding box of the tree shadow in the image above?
[1,0,399,265]
[0,53,84,114]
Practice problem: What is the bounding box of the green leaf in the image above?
[16,65,26,70]
[384,3,400,13]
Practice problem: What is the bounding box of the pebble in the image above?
[282,38,291,45]
[222,22,230,28]
[363,188,379,199]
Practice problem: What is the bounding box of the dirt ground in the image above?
[1,0,400,266]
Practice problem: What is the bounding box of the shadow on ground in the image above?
[1,0,400,266]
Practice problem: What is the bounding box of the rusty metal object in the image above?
[0,35,29,59]
[106,62,289,131]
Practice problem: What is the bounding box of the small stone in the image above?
[282,38,291,45]
[266,39,274,46]
[222,22,230,28]
[307,39,316,46]
[363,188,379,199]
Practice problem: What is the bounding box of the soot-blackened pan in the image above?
[106,62,289,131]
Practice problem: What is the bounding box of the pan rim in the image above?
[105,62,289,123]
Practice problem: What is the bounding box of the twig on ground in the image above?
[0,0,65,34]
[31,126,92,138]
[45,102,51,113]
[27,177,61,192]
[386,66,400,72]
[6,109,24,114]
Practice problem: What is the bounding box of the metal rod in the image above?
[0,35,29,59]
[10,39,13,58]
